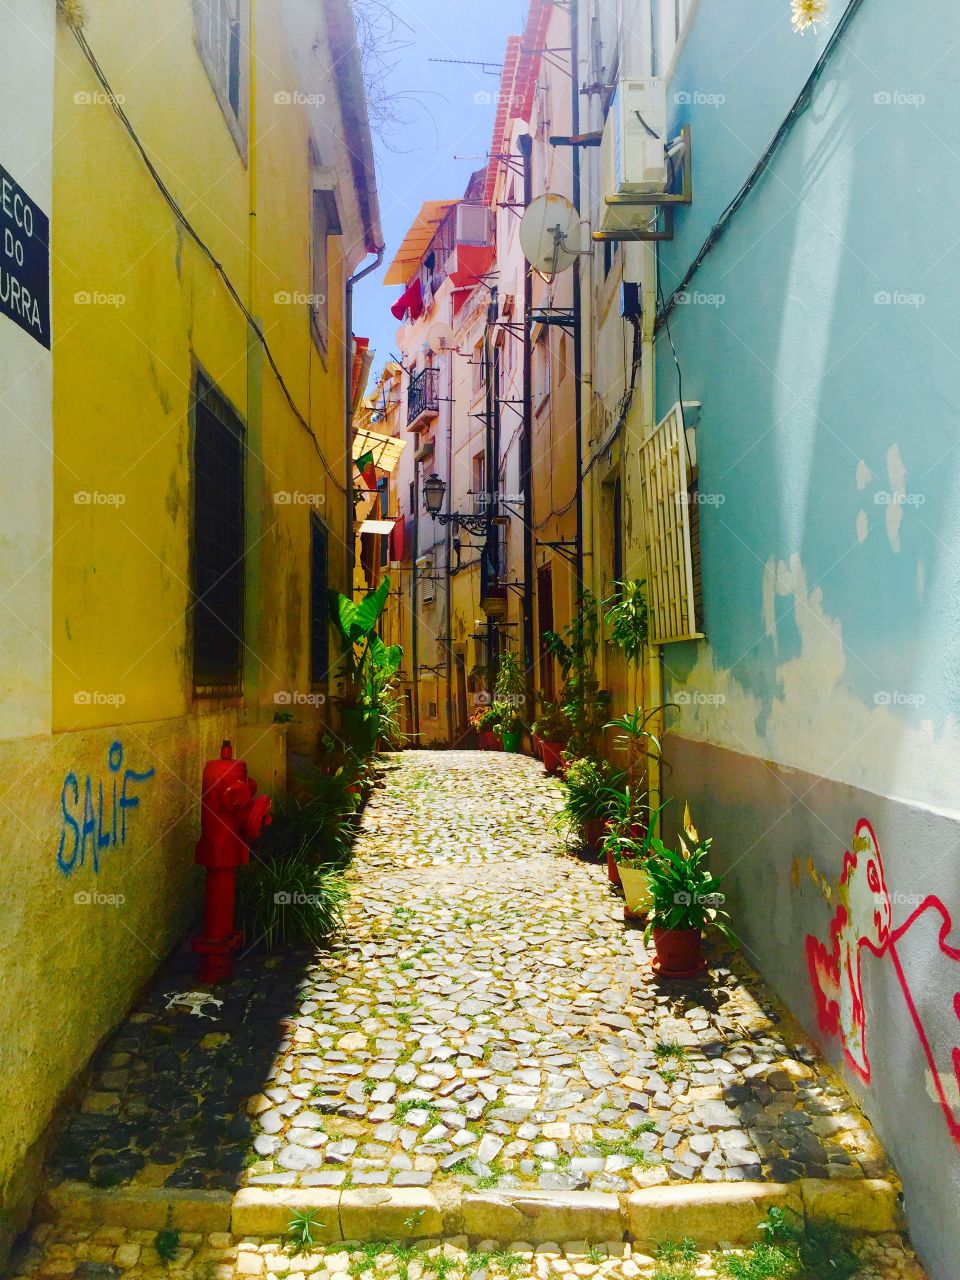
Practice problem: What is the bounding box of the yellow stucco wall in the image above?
[0,0,362,1250]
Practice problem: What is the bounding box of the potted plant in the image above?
[596,782,648,885]
[493,651,527,754]
[602,798,669,918]
[643,808,735,976]
[497,703,523,753]
[470,704,499,749]
[560,757,625,853]
[533,701,571,775]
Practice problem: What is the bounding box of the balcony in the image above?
[407,367,440,432]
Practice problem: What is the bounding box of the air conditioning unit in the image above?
[598,78,667,236]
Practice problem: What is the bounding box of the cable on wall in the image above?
[68,22,348,495]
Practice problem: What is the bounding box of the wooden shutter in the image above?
[637,402,703,644]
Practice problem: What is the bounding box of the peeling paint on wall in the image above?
[669,556,960,815]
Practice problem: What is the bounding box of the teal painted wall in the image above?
[654,3,960,1276]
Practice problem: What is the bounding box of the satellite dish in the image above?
[426,322,456,353]
[520,193,583,279]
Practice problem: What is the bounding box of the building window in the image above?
[193,0,245,150]
[310,512,329,684]
[311,191,330,354]
[472,339,486,398]
[193,372,245,696]
[472,451,486,513]
[637,402,703,643]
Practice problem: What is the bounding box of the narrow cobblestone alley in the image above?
[18,753,926,1279]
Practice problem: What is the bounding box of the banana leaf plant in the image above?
[330,576,402,714]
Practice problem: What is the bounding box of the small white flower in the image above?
[791,0,830,32]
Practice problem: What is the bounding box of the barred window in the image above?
[193,373,245,695]
[310,512,330,685]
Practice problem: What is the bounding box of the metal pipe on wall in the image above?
[519,133,536,700]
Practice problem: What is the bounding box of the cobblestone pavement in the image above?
[47,751,891,1199]
[13,1225,928,1280]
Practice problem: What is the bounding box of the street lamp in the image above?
[422,472,490,536]
[423,472,447,517]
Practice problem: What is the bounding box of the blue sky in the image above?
[352,0,527,384]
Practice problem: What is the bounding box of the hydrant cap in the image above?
[220,740,233,759]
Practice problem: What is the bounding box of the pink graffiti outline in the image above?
[805,818,960,1145]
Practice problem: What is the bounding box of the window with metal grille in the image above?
[193,0,244,142]
[310,512,329,685]
[193,373,245,695]
[637,402,704,643]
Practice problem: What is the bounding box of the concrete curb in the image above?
[40,1177,902,1245]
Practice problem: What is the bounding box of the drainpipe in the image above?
[519,134,535,705]
[344,247,385,593]
[570,0,586,603]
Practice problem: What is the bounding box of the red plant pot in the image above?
[478,730,496,750]
[540,740,564,775]
[605,847,622,887]
[582,818,605,855]
[652,927,707,978]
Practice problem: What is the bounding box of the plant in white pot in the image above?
[602,798,670,920]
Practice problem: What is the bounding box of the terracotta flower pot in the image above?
[478,730,497,750]
[582,817,605,855]
[540,740,564,775]
[652,927,707,978]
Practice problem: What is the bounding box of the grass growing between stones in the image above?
[649,1238,700,1280]
[716,1208,861,1280]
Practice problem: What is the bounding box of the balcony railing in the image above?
[407,367,439,431]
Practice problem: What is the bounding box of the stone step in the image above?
[40,1177,902,1247]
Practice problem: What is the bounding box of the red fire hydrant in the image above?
[192,740,271,983]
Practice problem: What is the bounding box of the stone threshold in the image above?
[39,1177,902,1249]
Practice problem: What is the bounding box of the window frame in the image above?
[192,0,248,158]
[191,370,246,698]
[309,511,330,687]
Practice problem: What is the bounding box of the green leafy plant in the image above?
[287,1208,325,1254]
[718,1206,861,1279]
[531,696,571,743]
[493,650,527,734]
[560,756,626,827]
[642,809,736,945]
[330,577,404,753]
[154,1208,180,1263]
[603,578,649,662]
[603,797,670,867]
[543,592,608,755]
[236,839,348,949]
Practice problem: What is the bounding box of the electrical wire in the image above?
[69,23,348,494]
[656,0,867,328]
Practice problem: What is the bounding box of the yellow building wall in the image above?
[0,0,360,1250]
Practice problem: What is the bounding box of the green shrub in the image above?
[237,838,348,950]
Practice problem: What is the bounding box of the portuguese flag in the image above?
[355,450,377,491]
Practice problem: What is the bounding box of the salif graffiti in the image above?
[805,817,960,1144]
[57,740,156,875]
